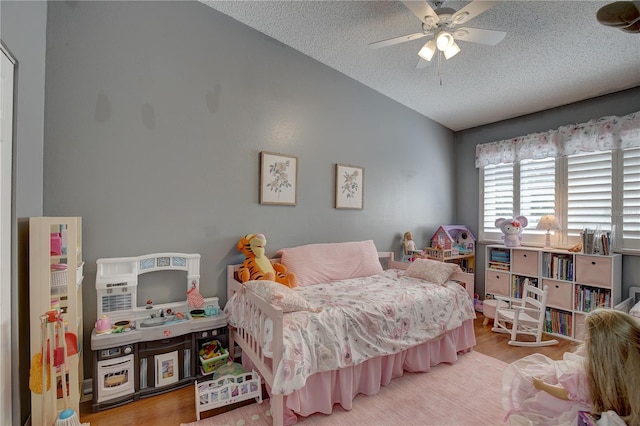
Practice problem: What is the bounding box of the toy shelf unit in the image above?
[485,245,622,342]
[195,370,262,420]
[29,217,84,426]
[423,225,476,273]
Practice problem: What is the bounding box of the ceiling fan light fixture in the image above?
[436,31,454,51]
[418,39,437,61]
[443,41,461,60]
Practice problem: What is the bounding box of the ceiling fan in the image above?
[369,1,506,68]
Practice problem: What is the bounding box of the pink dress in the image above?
[502,352,592,425]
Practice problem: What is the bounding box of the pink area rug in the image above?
[182,350,507,426]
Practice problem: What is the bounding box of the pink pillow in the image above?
[403,258,461,285]
[278,240,383,286]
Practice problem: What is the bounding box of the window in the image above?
[480,149,638,252]
[481,159,556,245]
[482,163,513,233]
[622,147,640,246]
[520,158,556,226]
[567,152,612,234]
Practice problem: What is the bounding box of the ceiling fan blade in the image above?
[451,1,498,26]
[402,1,438,26]
[453,27,506,45]
[368,32,428,49]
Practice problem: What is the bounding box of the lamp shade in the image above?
[418,40,437,61]
[436,31,455,51]
[536,215,561,248]
[443,42,461,60]
[536,215,561,231]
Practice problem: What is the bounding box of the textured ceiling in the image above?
[202,1,640,131]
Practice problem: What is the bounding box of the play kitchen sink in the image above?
[139,314,186,327]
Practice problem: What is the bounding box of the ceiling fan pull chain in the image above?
[438,51,443,86]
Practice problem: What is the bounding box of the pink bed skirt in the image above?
[247,319,476,425]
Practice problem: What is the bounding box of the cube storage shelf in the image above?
[484,245,621,341]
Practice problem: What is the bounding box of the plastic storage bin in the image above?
[199,340,228,374]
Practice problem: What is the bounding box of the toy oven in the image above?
[95,344,135,403]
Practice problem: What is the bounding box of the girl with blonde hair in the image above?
[502,308,640,425]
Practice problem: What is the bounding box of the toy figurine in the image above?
[495,216,528,247]
[236,233,296,288]
[403,231,417,253]
[402,231,418,262]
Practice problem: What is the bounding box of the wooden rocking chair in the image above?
[491,280,559,347]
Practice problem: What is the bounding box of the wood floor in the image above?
[79,313,578,426]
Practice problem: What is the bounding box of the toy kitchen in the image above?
[90,252,227,412]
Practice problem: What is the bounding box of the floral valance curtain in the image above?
[475,111,640,168]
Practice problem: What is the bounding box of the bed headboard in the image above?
[226,252,395,300]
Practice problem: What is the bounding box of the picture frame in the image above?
[155,351,179,387]
[260,151,298,206]
[335,164,364,209]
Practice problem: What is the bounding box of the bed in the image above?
[615,286,640,319]
[224,240,477,425]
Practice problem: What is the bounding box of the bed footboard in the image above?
[226,265,285,425]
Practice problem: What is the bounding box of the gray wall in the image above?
[455,87,640,299]
[1,1,47,425]
[43,1,456,379]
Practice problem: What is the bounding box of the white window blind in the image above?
[483,163,513,233]
[520,158,556,226]
[567,152,612,234]
[623,147,640,243]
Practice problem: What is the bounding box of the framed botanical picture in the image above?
[260,151,298,205]
[335,164,364,209]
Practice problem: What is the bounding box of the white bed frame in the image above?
[225,252,474,426]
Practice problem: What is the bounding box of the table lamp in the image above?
[536,215,561,248]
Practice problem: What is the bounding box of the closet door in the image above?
[0,42,16,426]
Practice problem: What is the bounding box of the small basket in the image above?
[51,269,68,288]
[50,263,84,288]
[200,348,229,374]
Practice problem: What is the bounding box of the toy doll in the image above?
[495,216,528,247]
[403,231,417,254]
[502,309,640,425]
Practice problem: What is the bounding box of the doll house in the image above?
[424,225,476,273]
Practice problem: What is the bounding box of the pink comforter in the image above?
[225,269,476,395]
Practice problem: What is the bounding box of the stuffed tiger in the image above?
[236,234,297,288]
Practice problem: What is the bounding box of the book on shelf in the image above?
[511,276,538,298]
[575,285,611,312]
[488,261,510,270]
[582,228,612,255]
[546,308,572,336]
